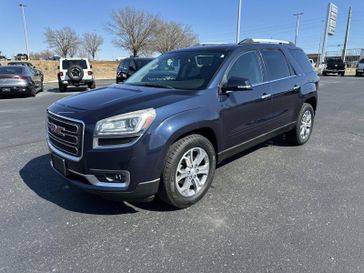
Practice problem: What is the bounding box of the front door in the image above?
[220,50,273,150]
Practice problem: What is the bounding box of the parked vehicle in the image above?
[47,39,318,208]
[15,53,29,61]
[0,65,43,97]
[355,59,364,77]
[57,58,95,92]
[8,62,44,82]
[0,56,6,61]
[322,57,346,76]
[116,57,153,83]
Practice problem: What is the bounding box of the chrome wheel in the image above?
[299,110,312,140]
[175,147,210,197]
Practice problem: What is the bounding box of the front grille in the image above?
[47,112,84,158]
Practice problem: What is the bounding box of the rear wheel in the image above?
[88,82,96,89]
[29,86,36,97]
[58,82,66,92]
[340,72,345,77]
[287,103,314,145]
[322,71,327,76]
[158,134,216,208]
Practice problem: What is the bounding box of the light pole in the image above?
[236,0,242,43]
[293,12,304,45]
[19,3,30,59]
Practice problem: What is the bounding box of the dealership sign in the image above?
[328,3,338,36]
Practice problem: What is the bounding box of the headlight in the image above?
[95,108,156,136]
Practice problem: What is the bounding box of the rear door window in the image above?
[289,49,314,74]
[261,49,291,81]
[226,51,263,85]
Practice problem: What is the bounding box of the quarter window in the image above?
[226,51,263,85]
[261,49,291,81]
[289,49,314,74]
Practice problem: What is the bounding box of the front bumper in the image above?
[323,69,345,73]
[50,154,160,201]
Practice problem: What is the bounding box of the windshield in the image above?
[0,67,23,74]
[125,50,228,90]
[135,59,152,69]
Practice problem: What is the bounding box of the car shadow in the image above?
[19,154,176,215]
[47,87,88,93]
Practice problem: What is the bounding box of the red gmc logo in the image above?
[49,123,66,137]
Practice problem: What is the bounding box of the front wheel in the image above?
[287,103,315,145]
[88,82,96,89]
[159,134,216,208]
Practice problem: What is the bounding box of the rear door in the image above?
[220,50,274,149]
[260,48,299,128]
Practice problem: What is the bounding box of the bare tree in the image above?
[29,50,54,60]
[106,7,159,56]
[153,20,199,53]
[82,32,103,60]
[44,27,80,57]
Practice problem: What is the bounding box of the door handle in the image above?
[292,85,300,91]
[261,93,272,99]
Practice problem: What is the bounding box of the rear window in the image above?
[261,49,291,81]
[0,67,23,74]
[62,60,88,69]
[359,59,364,64]
[289,49,314,74]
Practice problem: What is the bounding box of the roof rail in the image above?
[238,38,294,45]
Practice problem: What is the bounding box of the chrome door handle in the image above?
[261,93,272,99]
[292,85,300,91]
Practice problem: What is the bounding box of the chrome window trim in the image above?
[47,110,85,162]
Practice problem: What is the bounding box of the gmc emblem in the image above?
[49,123,66,137]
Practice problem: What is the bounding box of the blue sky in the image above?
[0,0,363,60]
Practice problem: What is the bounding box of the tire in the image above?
[340,72,345,77]
[58,82,66,92]
[88,82,96,89]
[29,85,36,97]
[322,71,327,76]
[67,65,84,82]
[158,134,216,208]
[39,81,44,92]
[287,103,315,146]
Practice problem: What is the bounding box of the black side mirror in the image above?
[222,76,253,93]
[90,65,93,69]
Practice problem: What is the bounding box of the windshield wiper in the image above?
[136,83,175,89]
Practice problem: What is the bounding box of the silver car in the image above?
[0,65,43,97]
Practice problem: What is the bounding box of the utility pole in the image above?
[317,20,325,66]
[236,0,242,43]
[342,6,352,62]
[19,4,30,59]
[293,12,304,45]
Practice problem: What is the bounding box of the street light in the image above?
[19,3,30,59]
[293,12,304,45]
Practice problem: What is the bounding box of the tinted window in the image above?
[123,59,130,69]
[289,49,314,74]
[359,59,364,64]
[227,51,263,85]
[261,49,291,81]
[0,66,24,74]
[125,50,228,90]
[62,60,87,69]
[135,59,152,69]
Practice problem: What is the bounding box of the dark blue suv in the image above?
[47,39,319,208]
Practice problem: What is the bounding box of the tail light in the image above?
[58,72,64,77]
[88,71,93,76]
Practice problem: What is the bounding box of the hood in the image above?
[49,84,198,120]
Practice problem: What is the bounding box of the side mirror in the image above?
[90,65,93,69]
[222,77,253,93]
[57,65,60,69]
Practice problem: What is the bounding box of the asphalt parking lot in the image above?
[0,77,363,273]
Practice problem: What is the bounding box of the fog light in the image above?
[94,171,130,185]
